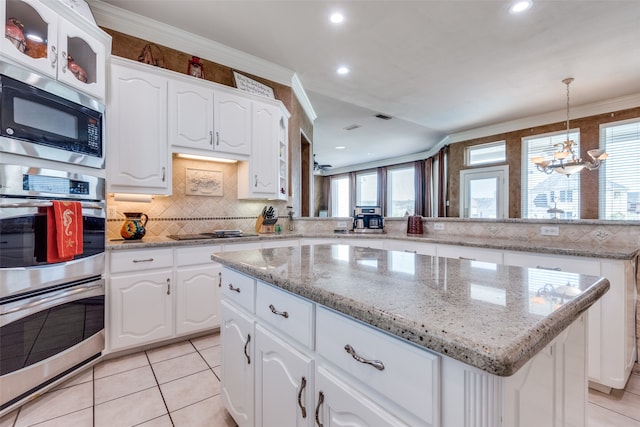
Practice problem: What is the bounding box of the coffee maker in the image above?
[353,206,384,233]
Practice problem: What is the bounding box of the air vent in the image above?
[343,124,361,131]
[374,114,392,120]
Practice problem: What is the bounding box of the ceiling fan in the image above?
[313,154,332,172]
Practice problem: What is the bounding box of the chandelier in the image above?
[531,78,608,175]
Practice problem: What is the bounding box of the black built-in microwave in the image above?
[0,62,105,168]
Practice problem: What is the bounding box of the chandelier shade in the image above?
[532,78,607,175]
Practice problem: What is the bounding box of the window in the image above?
[387,166,415,217]
[330,175,350,217]
[599,119,640,220]
[466,141,506,166]
[460,165,508,218]
[356,171,378,206]
[522,130,581,219]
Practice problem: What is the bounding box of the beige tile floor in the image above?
[1,332,638,426]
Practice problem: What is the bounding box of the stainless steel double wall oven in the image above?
[0,60,106,412]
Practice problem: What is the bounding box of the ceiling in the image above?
[95,1,640,172]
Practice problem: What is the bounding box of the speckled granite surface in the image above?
[212,244,610,376]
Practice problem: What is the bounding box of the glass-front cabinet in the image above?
[1,0,110,99]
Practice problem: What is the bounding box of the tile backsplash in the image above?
[107,157,290,239]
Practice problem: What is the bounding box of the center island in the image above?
[212,243,610,427]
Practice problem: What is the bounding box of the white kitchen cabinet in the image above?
[107,59,170,195]
[220,299,255,427]
[214,90,252,156]
[503,250,637,390]
[238,102,289,200]
[384,239,437,255]
[175,263,222,336]
[108,248,174,351]
[255,324,314,427]
[314,365,411,427]
[168,78,214,151]
[437,243,503,264]
[1,0,109,99]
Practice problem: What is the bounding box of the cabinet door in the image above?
[169,79,214,150]
[250,102,279,196]
[109,269,173,351]
[1,0,58,79]
[221,300,255,427]
[175,263,222,335]
[255,325,314,427]
[107,62,170,194]
[56,16,106,99]
[214,91,251,155]
[315,365,410,427]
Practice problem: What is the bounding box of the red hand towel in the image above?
[46,201,83,263]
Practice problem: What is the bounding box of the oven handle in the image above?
[1,282,104,317]
[0,201,103,210]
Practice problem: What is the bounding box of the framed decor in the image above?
[232,71,275,99]
[185,168,223,196]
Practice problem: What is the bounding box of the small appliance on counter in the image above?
[255,205,278,233]
[353,206,384,233]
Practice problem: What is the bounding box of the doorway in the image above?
[460,165,509,218]
[301,132,311,217]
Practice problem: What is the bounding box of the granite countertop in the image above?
[107,232,640,260]
[212,244,610,376]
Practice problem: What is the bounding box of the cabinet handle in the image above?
[297,376,307,418]
[209,130,213,145]
[535,265,562,271]
[228,284,241,293]
[50,45,57,69]
[315,391,324,427]
[166,278,171,295]
[162,167,166,182]
[254,174,258,187]
[404,249,417,253]
[244,333,251,364]
[215,131,220,146]
[269,304,289,318]
[133,258,154,263]
[61,51,68,73]
[459,256,476,261]
[344,344,385,371]
[218,272,222,287]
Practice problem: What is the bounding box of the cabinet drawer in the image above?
[437,244,503,264]
[110,248,173,274]
[503,251,601,275]
[221,267,256,312]
[316,307,439,424]
[256,281,314,349]
[175,245,222,266]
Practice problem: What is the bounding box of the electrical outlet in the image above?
[433,223,445,231]
[540,226,559,236]
[107,206,117,219]
[337,221,347,228]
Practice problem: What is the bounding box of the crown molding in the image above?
[292,73,317,123]
[88,0,294,86]
[448,92,640,144]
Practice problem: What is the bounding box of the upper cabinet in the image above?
[238,102,289,200]
[1,0,110,99]
[107,59,170,195]
[168,80,252,157]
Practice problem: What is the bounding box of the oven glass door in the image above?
[0,74,103,159]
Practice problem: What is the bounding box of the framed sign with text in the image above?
[232,71,275,99]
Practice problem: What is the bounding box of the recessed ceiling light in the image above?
[336,66,350,75]
[335,146,346,150]
[329,13,344,24]
[510,0,532,13]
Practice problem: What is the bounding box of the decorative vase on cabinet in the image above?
[120,212,148,240]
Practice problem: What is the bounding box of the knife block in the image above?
[255,215,278,234]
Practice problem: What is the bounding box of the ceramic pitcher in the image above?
[120,212,148,240]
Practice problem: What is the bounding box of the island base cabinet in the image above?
[220,300,255,427]
[314,365,411,427]
[440,313,587,427]
[255,324,314,427]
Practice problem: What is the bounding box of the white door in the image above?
[460,165,508,218]
[214,91,251,155]
[175,264,222,335]
[169,79,214,150]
